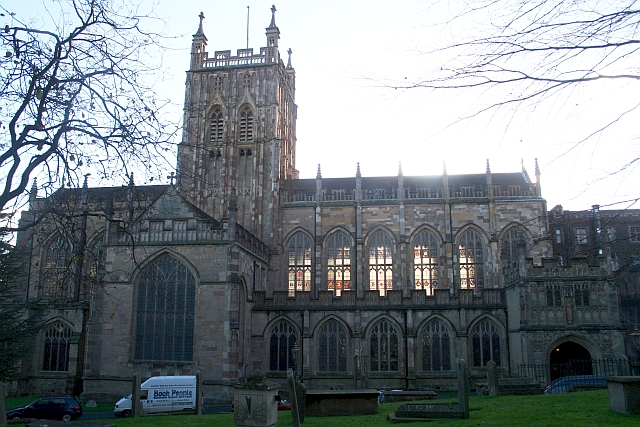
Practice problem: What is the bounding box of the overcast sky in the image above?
[4,0,640,212]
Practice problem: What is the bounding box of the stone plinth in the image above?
[234,370,279,427]
[607,376,640,414]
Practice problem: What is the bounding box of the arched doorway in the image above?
[549,341,592,381]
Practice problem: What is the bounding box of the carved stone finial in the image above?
[486,159,491,174]
[356,162,361,178]
[535,158,540,175]
[287,48,293,68]
[167,171,176,185]
[316,164,322,179]
[195,11,206,37]
[83,173,91,188]
[398,162,403,176]
[443,161,447,175]
[269,4,277,28]
[129,172,134,187]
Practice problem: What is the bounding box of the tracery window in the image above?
[210,108,223,143]
[134,255,195,362]
[288,233,312,296]
[239,106,254,142]
[318,320,347,372]
[458,229,484,290]
[370,319,399,372]
[471,319,501,367]
[327,231,351,296]
[369,231,393,296]
[269,320,297,371]
[501,227,527,269]
[546,285,563,306]
[422,319,451,371]
[413,230,439,295]
[42,236,72,299]
[42,322,72,371]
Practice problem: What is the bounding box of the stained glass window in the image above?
[369,231,393,296]
[413,230,439,295]
[318,320,347,372]
[288,233,312,296]
[471,319,501,367]
[458,229,484,290]
[42,236,72,299]
[42,322,72,371]
[327,232,351,296]
[370,319,399,372]
[269,321,297,371]
[422,319,451,371]
[134,255,195,361]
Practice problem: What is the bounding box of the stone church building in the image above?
[11,7,628,401]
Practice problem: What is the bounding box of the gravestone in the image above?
[234,368,278,427]
[486,360,499,397]
[388,359,470,421]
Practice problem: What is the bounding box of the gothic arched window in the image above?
[370,319,399,372]
[471,319,501,367]
[421,319,451,371]
[501,227,527,266]
[239,106,254,142]
[318,320,347,372]
[327,231,351,296]
[368,231,393,296]
[134,255,196,362]
[413,230,439,295]
[288,233,312,296]
[269,320,297,371]
[458,229,484,290]
[42,322,72,371]
[210,108,223,143]
[42,236,72,299]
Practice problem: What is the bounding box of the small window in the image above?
[461,186,474,197]
[575,228,588,245]
[555,229,562,244]
[629,226,640,243]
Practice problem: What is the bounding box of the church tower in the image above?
[177,6,297,244]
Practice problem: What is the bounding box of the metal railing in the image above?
[517,358,632,386]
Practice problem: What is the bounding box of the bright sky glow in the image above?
[3,0,639,212]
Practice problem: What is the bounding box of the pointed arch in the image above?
[418,316,454,371]
[366,316,402,372]
[209,106,224,143]
[366,228,395,296]
[469,316,504,367]
[238,105,254,142]
[286,230,313,296]
[317,318,348,372]
[325,228,354,296]
[41,233,73,299]
[456,226,487,290]
[499,224,531,266]
[266,317,299,372]
[42,320,73,372]
[133,254,196,362]
[411,227,442,295]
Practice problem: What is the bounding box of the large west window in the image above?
[288,233,312,296]
[318,320,347,372]
[269,320,297,372]
[327,231,351,296]
[370,319,399,372]
[421,319,451,371]
[42,322,72,371]
[134,255,195,362]
[471,319,501,367]
[413,230,439,295]
[458,229,484,290]
[239,106,254,142]
[368,231,393,296]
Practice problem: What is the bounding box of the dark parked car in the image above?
[6,396,83,421]
[544,375,607,394]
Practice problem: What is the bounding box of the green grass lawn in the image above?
[5,390,639,426]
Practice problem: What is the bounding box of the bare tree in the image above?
[393,1,640,173]
[0,0,178,228]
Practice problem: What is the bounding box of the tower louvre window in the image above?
[239,107,254,142]
[210,108,223,143]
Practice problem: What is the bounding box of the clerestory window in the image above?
[368,231,393,296]
[413,230,439,295]
[327,231,351,296]
[458,229,484,290]
[288,233,312,296]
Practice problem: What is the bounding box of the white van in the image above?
[114,375,197,417]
